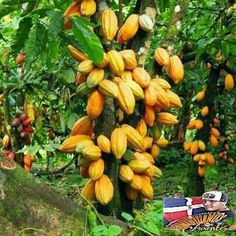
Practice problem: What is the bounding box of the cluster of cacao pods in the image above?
[11,112,33,144]
[60,4,183,205]
[63,0,97,29]
[218,142,235,164]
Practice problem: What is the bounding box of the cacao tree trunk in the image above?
[0,165,128,235]
[186,67,220,196]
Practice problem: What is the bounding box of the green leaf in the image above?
[19,144,40,156]
[12,17,33,52]
[62,69,75,84]
[143,222,160,234]
[1,0,36,5]
[107,225,122,236]
[47,9,63,38]
[121,212,134,222]
[24,22,48,68]
[0,5,18,18]
[70,16,104,65]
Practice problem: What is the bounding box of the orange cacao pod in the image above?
[154,48,169,66]
[71,116,93,136]
[126,186,138,200]
[107,50,125,76]
[124,80,144,100]
[87,68,105,88]
[144,105,155,127]
[132,67,151,88]
[224,74,234,91]
[81,179,96,201]
[209,135,218,147]
[119,165,134,183]
[140,176,153,199]
[98,79,119,98]
[68,45,88,62]
[136,119,147,137]
[89,158,105,180]
[87,90,104,120]
[97,135,111,153]
[119,50,137,70]
[151,144,160,158]
[80,0,96,17]
[205,152,215,166]
[78,60,94,74]
[201,106,209,117]
[82,144,102,160]
[130,174,143,190]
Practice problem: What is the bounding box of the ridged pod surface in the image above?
[154,48,170,66]
[121,124,144,150]
[138,14,154,32]
[140,176,153,199]
[95,175,114,205]
[60,135,91,153]
[82,144,102,160]
[117,14,139,44]
[89,158,105,180]
[107,50,125,76]
[101,9,118,41]
[87,68,105,88]
[124,80,144,100]
[136,119,147,137]
[98,79,119,98]
[132,68,151,88]
[144,105,155,127]
[166,55,184,84]
[78,60,94,74]
[67,45,88,62]
[166,90,182,108]
[119,50,137,70]
[117,81,135,115]
[71,116,92,136]
[111,128,127,159]
[156,112,178,125]
[128,159,150,173]
[97,135,111,153]
[119,165,134,183]
[130,175,143,190]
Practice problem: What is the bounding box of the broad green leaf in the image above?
[24,22,48,68]
[62,69,75,84]
[121,212,134,222]
[143,222,160,234]
[12,17,32,52]
[47,9,63,38]
[70,16,104,65]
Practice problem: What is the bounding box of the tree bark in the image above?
[0,164,129,235]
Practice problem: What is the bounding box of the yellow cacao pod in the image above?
[138,14,154,32]
[136,119,147,137]
[187,120,196,130]
[80,0,96,17]
[78,60,94,74]
[101,9,118,41]
[156,112,178,125]
[153,166,162,178]
[117,14,139,44]
[154,48,170,66]
[151,144,160,158]
[2,134,10,148]
[95,175,114,205]
[111,128,127,159]
[119,50,137,70]
[201,106,209,117]
[193,154,201,162]
[205,152,215,166]
[119,165,134,183]
[71,116,93,136]
[224,74,234,91]
[89,158,105,180]
[126,186,138,200]
[144,84,158,106]
[166,90,182,108]
[152,77,171,90]
[132,67,151,88]
[97,135,111,153]
[183,142,191,152]
[121,71,133,82]
[156,137,168,148]
[142,137,153,152]
[107,50,124,76]
[140,176,153,199]
[68,45,88,62]
[166,55,184,84]
[87,90,104,120]
[98,79,119,98]
[155,88,170,109]
[81,179,95,201]
[142,152,154,164]
[82,144,102,160]
[128,159,150,173]
[130,174,143,190]
[76,139,94,153]
[26,104,36,121]
[117,80,135,115]
[198,140,206,151]
[87,68,105,88]
[124,80,144,100]
[121,124,144,150]
[116,108,124,123]
[60,135,91,153]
